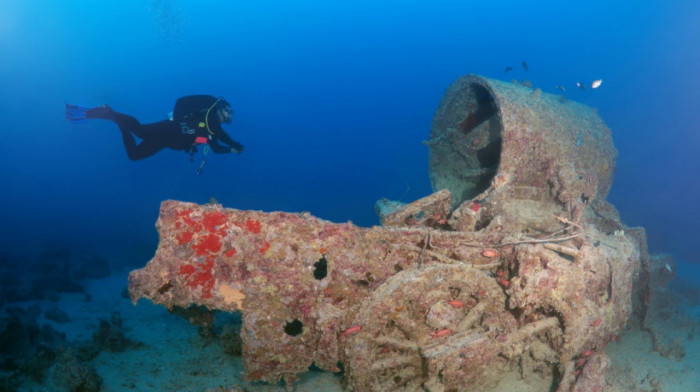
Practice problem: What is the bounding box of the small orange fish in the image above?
[447,300,464,308]
[481,249,499,258]
[591,318,602,327]
[341,325,362,336]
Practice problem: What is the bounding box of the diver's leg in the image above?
[85,106,154,139]
[111,113,149,138]
[88,108,174,160]
[120,131,164,161]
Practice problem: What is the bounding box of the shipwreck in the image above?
[128,74,650,391]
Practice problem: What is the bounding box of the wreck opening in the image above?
[428,81,503,209]
[284,319,303,336]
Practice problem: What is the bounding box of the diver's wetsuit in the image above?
[86,105,243,161]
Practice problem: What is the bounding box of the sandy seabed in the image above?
[10,262,700,392]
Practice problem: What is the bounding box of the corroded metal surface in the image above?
[129,75,644,391]
[428,74,617,209]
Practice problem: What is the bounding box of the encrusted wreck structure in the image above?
[129,75,647,391]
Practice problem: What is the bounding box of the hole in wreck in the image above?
[429,82,503,209]
[284,319,303,336]
[313,256,328,280]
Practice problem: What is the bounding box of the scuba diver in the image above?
[65,95,244,168]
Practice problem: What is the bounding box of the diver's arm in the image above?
[209,139,244,154]
[212,128,244,153]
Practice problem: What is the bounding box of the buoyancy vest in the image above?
[173,95,221,136]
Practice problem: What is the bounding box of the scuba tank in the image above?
[172,95,225,174]
[173,95,221,135]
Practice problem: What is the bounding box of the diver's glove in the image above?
[230,142,244,154]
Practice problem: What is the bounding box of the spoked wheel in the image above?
[341,263,512,391]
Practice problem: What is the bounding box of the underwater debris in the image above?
[129,74,643,391]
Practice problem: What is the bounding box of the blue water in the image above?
[0,0,698,264]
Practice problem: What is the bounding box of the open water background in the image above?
[0,0,698,269]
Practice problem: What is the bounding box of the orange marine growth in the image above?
[341,325,362,336]
[245,218,262,234]
[178,260,215,299]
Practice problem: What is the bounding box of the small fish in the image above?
[505,66,513,73]
[521,61,528,71]
[576,82,586,90]
[555,85,566,92]
[591,79,603,89]
[340,325,362,336]
[576,132,582,146]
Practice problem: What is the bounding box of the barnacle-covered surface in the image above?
[129,75,645,391]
